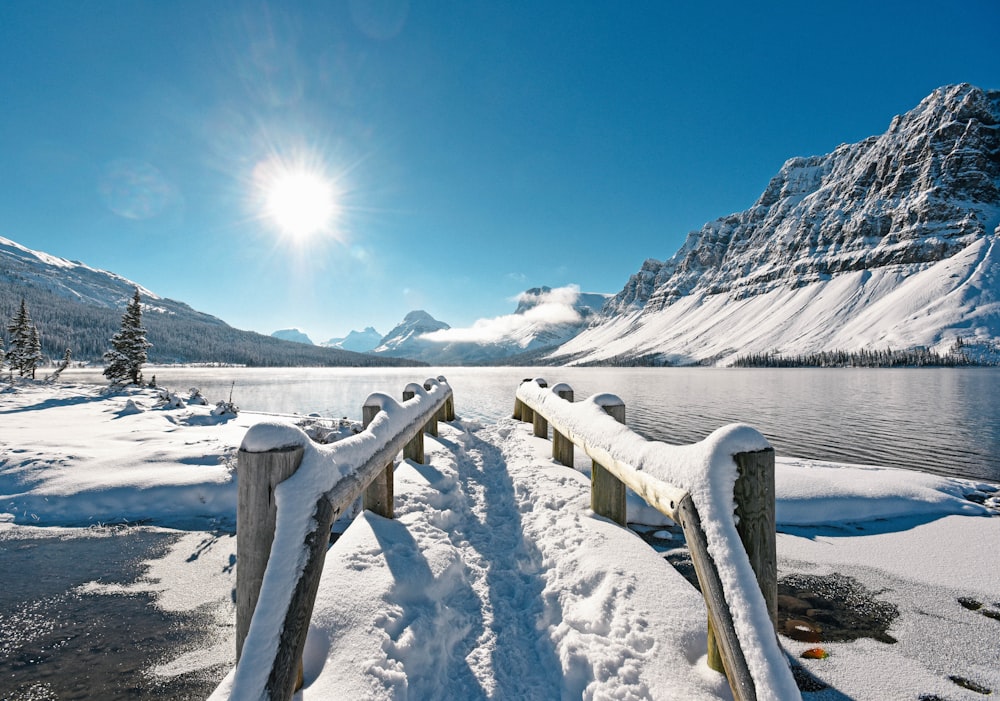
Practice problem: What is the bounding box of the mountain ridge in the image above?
[555,83,1000,366]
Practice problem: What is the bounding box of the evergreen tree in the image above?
[24,324,43,379]
[103,288,152,385]
[6,298,40,377]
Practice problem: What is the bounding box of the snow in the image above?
[2,381,999,700]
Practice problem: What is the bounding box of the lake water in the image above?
[65,366,1000,482]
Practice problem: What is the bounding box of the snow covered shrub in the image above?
[212,399,239,417]
[155,388,186,409]
[188,387,208,405]
[121,399,145,415]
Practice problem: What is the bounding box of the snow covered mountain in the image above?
[371,310,451,361]
[373,287,612,364]
[323,327,382,353]
[271,328,315,345]
[0,236,421,367]
[552,83,1000,366]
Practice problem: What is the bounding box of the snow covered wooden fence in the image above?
[514,378,798,701]
[226,377,455,701]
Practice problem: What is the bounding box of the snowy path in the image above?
[296,419,727,700]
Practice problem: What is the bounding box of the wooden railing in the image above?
[220,377,455,701]
[514,378,798,701]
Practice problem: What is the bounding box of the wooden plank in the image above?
[677,495,756,701]
[265,494,337,701]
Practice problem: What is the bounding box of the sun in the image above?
[256,160,339,240]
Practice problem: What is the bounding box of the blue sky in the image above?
[1,1,997,342]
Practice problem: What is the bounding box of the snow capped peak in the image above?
[372,310,450,356]
[400,309,446,326]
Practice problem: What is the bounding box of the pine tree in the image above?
[6,298,40,377]
[24,324,43,379]
[103,288,152,385]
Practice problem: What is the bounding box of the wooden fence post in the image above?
[513,378,532,420]
[402,387,425,464]
[236,444,305,687]
[707,448,777,675]
[362,403,394,518]
[552,384,574,467]
[592,400,626,526]
[422,381,439,436]
[533,406,548,439]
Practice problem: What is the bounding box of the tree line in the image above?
[730,344,992,368]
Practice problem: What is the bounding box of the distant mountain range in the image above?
[368,287,611,364]
[0,237,422,367]
[550,83,1000,365]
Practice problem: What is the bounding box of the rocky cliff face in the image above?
[558,84,1000,365]
[606,84,1000,314]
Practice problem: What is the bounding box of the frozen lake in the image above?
[65,366,1000,482]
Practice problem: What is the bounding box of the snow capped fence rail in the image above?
[219,377,455,701]
[514,378,800,701]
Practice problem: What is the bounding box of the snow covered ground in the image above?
[2,381,999,700]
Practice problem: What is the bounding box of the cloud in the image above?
[422,285,584,345]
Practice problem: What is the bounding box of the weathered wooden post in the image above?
[236,443,305,688]
[436,376,456,421]
[513,378,532,420]
[422,380,439,437]
[551,383,574,466]
[362,402,394,518]
[402,384,425,464]
[527,378,547,436]
[706,448,777,675]
[591,396,626,526]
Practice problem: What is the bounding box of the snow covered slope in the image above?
[553,84,1000,365]
[0,235,220,322]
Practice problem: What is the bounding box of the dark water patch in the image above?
[778,573,899,644]
[0,529,228,700]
